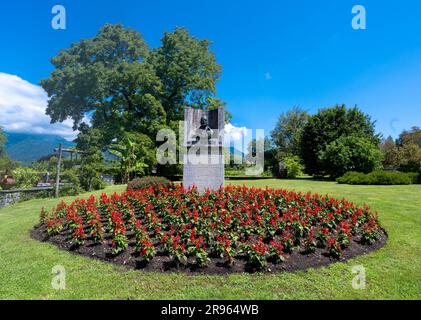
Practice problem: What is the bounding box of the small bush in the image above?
[337,171,416,185]
[283,156,305,178]
[12,167,40,189]
[319,135,383,178]
[127,176,171,191]
[60,169,83,195]
[407,172,420,184]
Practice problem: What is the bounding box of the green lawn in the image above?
[0,179,420,299]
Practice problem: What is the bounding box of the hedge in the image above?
[337,171,419,185]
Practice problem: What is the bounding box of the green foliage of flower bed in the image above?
[337,171,419,185]
[127,176,171,191]
[39,185,382,270]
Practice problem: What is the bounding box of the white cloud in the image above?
[224,123,248,142]
[224,123,255,156]
[0,73,250,147]
[0,72,79,141]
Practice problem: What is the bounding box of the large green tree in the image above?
[75,124,105,191]
[380,136,400,170]
[397,126,421,147]
[41,24,223,145]
[397,127,421,172]
[379,128,421,173]
[301,105,380,176]
[271,106,309,157]
[396,127,421,171]
[148,28,223,126]
[41,24,223,180]
[398,143,421,172]
[41,24,150,134]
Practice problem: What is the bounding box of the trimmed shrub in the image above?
[319,135,383,178]
[283,156,305,178]
[127,176,171,191]
[337,171,416,185]
[407,172,420,184]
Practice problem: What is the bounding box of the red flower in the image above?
[308,227,315,242]
[321,227,329,235]
[41,184,381,267]
[269,240,283,256]
[327,237,337,247]
[252,238,268,255]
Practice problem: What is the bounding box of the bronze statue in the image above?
[191,116,214,145]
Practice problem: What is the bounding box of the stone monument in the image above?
[183,107,225,193]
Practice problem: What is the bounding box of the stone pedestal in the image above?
[182,107,225,193]
[183,149,224,193]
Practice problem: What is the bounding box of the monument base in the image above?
[183,152,224,193]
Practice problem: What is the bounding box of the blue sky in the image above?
[0,0,420,141]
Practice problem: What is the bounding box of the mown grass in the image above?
[0,179,420,299]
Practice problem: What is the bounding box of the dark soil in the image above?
[31,225,387,275]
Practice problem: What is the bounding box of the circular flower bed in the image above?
[32,185,386,273]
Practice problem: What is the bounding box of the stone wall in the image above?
[0,187,53,209]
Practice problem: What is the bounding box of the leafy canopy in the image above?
[148,28,223,123]
[380,128,421,172]
[397,126,421,147]
[300,105,380,176]
[41,24,149,130]
[319,135,383,178]
[271,106,309,157]
[75,124,105,191]
[380,136,400,169]
[41,24,223,146]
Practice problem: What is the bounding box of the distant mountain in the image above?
[4,132,75,165]
[4,132,246,166]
